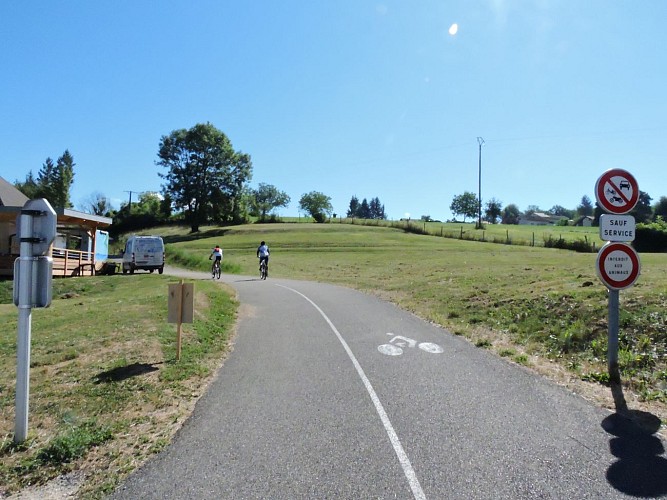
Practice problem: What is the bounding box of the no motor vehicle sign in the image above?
[595,168,639,214]
[596,242,640,290]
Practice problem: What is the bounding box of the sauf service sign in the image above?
[599,214,635,243]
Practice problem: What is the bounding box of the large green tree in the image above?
[524,205,541,217]
[484,198,503,224]
[251,183,290,220]
[347,196,360,218]
[299,191,332,223]
[52,150,75,208]
[501,204,521,224]
[81,192,112,216]
[347,195,386,219]
[450,191,478,222]
[14,171,39,199]
[209,152,252,224]
[548,205,575,219]
[653,196,667,221]
[16,150,75,207]
[369,197,386,219]
[359,198,371,219]
[133,192,162,216]
[577,195,594,217]
[36,158,56,201]
[157,123,252,232]
[593,190,653,225]
[629,191,653,223]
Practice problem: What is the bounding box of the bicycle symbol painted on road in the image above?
[378,333,443,356]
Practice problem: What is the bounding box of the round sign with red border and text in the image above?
[595,168,639,214]
[596,242,640,290]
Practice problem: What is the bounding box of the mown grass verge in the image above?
[0,274,236,498]
[339,217,603,250]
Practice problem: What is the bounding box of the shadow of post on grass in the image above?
[93,362,161,384]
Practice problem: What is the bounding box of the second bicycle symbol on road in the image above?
[378,333,444,356]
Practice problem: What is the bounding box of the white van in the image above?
[122,235,165,274]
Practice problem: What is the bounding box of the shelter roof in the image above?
[56,208,112,229]
[0,176,29,207]
[0,176,113,228]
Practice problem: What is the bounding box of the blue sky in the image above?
[1,1,666,221]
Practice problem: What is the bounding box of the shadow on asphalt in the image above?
[602,383,667,498]
[93,362,161,384]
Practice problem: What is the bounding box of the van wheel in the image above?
[158,267,164,275]
[150,269,154,273]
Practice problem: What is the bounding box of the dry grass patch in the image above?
[0,275,237,498]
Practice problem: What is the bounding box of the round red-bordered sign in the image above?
[596,242,640,290]
[595,168,639,214]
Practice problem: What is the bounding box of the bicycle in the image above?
[259,260,267,280]
[211,260,221,279]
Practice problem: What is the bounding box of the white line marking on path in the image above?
[276,284,427,500]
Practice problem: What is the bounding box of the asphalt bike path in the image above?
[110,267,667,499]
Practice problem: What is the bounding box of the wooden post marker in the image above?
[168,280,194,361]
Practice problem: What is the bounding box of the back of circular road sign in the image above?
[596,241,640,290]
[595,168,639,215]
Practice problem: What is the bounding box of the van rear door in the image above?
[134,238,162,266]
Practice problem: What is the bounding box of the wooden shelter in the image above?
[0,177,113,277]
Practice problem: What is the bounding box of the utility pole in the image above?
[124,190,138,214]
[477,137,485,229]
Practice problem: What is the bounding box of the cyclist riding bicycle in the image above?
[209,245,223,273]
[257,241,270,277]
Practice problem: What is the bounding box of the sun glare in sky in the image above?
[448,23,458,35]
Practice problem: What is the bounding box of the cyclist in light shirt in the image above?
[209,245,223,271]
[257,241,270,277]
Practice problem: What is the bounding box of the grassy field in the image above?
[0,275,236,497]
[162,222,667,408]
[1,221,665,496]
[262,217,604,248]
[342,218,604,248]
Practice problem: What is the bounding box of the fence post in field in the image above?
[532,232,535,247]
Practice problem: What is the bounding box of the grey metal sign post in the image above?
[13,199,56,443]
[594,169,640,387]
[596,242,640,383]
